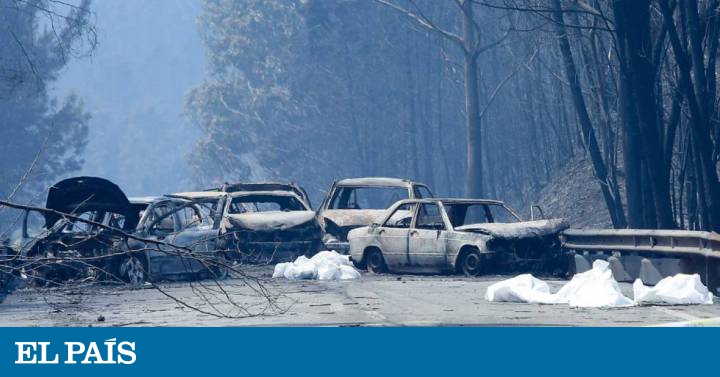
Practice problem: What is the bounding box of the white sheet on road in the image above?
[633,274,713,305]
[486,260,714,307]
[486,260,633,308]
[483,274,556,304]
[553,260,635,308]
[273,251,361,281]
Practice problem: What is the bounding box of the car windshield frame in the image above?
[412,184,434,199]
[141,198,218,234]
[328,185,411,210]
[227,193,309,214]
[441,201,521,229]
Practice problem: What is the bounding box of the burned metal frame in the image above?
[318,177,434,253]
[168,189,323,264]
[0,198,286,317]
[348,198,569,276]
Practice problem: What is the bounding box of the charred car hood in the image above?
[322,209,386,227]
[455,219,568,239]
[44,176,138,230]
[225,211,318,231]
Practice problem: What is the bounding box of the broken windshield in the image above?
[60,211,106,233]
[329,186,409,210]
[444,203,520,227]
[229,195,307,213]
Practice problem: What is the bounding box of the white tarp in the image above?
[273,251,361,281]
[553,260,635,308]
[483,274,556,304]
[633,274,713,305]
[486,260,714,307]
[485,260,633,308]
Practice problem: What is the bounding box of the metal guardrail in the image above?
[560,228,720,293]
[561,228,720,258]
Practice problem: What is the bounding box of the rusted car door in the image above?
[408,203,447,271]
[377,203,416,269]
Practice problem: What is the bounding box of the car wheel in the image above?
[460,249,483,277]
[366,249,387,274]
[120,255,147,286]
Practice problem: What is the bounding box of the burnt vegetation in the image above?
[2,0,720,317]
[184,0,720,233]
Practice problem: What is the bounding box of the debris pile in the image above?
[273,251,361,281]
[485,260,713,307]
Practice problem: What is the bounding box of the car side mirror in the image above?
[530,205,545,221]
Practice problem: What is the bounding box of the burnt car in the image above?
[116,195,228,285]
[348,199,569,276]
[171,187,323,264]
[9,177,140,283]
[318,177,433,253]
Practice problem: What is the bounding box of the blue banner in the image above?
[0,328,716,376]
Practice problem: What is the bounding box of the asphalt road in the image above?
[2,268,720,326]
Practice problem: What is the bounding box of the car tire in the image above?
[120,255,147,286]
[365,249,387,274]
[459,249,483,277]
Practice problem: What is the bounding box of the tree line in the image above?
[2,0,719,233]
[187,0,720,232]
[0,0,93,214]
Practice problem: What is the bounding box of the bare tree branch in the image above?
[374,0,465,49]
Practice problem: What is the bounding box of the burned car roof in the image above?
[335,177,414,187]
[172,190,307,201]
[44,176,138,230]
[170,191,226,200]
[128,196,164,204]
[205,181,312,207]
[394,198,506,205]
[207,181,302,192]
[378,198,569,237]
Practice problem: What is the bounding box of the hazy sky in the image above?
[52,0,206,196]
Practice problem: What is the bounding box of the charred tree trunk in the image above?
[552,0,625,228]
[463,1,483,198]
[660,0,720,232]
[613,1,643,228]
[613,0,676,229]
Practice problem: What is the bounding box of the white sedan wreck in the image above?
[348,199,570,276]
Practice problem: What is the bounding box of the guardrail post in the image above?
[639,258,663,285]
[573,253,591,274]
[608,256,632,282]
